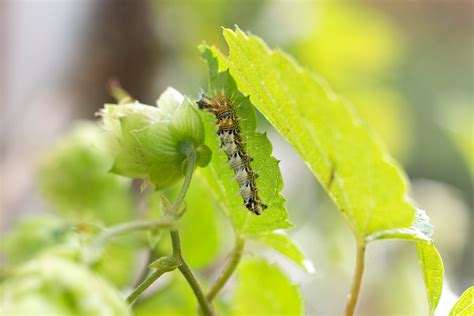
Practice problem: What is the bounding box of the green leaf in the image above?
[1,255,130,316]
[450,286,474,316]
[212,27,444,313]
[416,241,444,315]
[250,232,313,272]
[221,27,415,239]
[365,208,433,242]
[232,259,303,315]
[197,46,291,235]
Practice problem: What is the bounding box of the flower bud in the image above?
[99,87,210,189]
[148,256,179,272]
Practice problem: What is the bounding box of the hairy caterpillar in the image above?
[197,95,267,215]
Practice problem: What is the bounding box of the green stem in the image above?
[344,240,366,316]
[92,218,175,250]
[125,149,213,314]
[127,269,165,305]
[207,236,245,302]
[168,148,196,216]
[170,230,215,316]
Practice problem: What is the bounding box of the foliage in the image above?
[214,27,444,313]
[0,27,449,316]
[0,255,130,316]
[232,260,302,315]
[197,54,290,235]
[293,2,412,160]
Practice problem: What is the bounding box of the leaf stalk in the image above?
[207,236,245,301]
[344,240,366,316]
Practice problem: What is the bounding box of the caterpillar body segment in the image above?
[197,95,267,215]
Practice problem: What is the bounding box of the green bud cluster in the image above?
[99,87,211,189]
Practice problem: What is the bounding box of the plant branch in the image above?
[207,236,245,301]
[127,269,165,305]
[94,218,175,247]
[170,230,215,316]
[344,240,366,316]
[124,149,214,314]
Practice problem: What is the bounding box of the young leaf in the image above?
[416,241,444,315]
[450,286,474,316]
[232,260,303,315]
[250,231,313,272]
[197,47,290,235]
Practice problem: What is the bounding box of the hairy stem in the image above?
[127,269,165,305]
[207,236,245,301]
[344,241,366,316]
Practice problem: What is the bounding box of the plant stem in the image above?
[170,230,214,316]
[133,250,154,288]
[127,269,165,305]
[94,219,175,247]
[124,149,213,314]
[207,236,245,301]
[168,148,196,216]
[344,241,366,316]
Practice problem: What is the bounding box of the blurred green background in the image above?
[1,1,472,315]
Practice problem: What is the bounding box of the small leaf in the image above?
[417,241,444,315]
[232,259,303,315]
[250,231,313,273]
[450,286,474,316]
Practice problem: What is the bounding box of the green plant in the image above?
[2,28,459,316]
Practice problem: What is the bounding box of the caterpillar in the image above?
[197,95,267,215]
